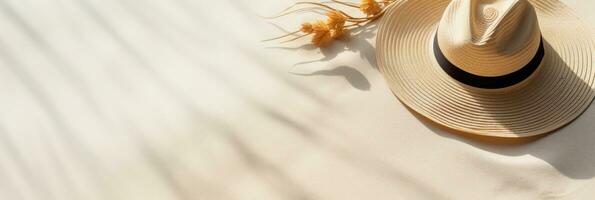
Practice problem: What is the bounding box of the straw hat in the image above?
[376,0,595,138]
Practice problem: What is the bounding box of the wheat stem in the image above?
[281,33,313,43]
[262,30,301,42]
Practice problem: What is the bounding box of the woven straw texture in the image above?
[377,0,595,138]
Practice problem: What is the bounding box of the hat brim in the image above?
[376,0,595,138]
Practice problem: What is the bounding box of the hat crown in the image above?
[436,0,542,77]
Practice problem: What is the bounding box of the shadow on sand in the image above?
[267,22,379,91]
[406,40,595,180]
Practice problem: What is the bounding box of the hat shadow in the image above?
[410,40,595,179]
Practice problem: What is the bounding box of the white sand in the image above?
[0,0,593,199]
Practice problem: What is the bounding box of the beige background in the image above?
[0,0,594,199]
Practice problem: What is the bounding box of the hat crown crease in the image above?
[437,0,542,77]
[470,0,524,44]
